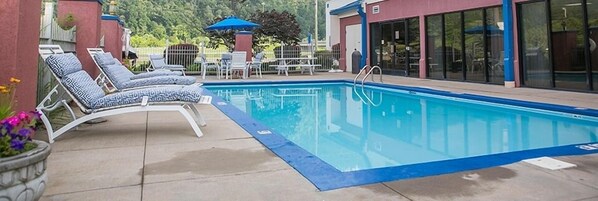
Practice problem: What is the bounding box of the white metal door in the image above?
[345,24,362,73]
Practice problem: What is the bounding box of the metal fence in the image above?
[37,21,77,104]
[130,44,341,75]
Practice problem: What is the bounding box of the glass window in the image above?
[381,23,394,70]
[588,0,598,90]
[464,9,485,82]
[551,0,588,90]
[520,2,552,88]
[408,18,421,78]
[444,12,463,80]
[393,21,407,75]
[485,7,504,84]
[426,15,444,79]
[370,23,381,67]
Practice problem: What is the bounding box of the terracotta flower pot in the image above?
[0,140,51,201]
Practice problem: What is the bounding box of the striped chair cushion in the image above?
[120,76,196,89]
[92,85,204,109]
[61,71,106,109]
[103,64,135,89]
[130,70,183,80]
[94,53,116,68]
[46,53,83,78]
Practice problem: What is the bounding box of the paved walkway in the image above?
[39,73,598,201]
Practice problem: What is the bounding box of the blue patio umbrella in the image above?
[464,25,503,35]
[205,16,260,31]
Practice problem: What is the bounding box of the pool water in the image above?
[206,82,598,172]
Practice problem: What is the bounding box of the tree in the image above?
[229,0,248,16]
[204,17,237,51]
[250,10,301,51]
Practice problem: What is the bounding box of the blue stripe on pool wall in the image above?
[201,81,598,191]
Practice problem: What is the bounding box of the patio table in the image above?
[271,57,321,76]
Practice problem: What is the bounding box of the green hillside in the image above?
[106,0,326,46]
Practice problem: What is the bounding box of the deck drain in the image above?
[257,130,272,135]
[522,157,576,170]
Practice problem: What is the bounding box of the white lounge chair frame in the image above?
[86,48,117,92]
[148,54,187,76]
[87,48,196,92]
[38,46,211,143]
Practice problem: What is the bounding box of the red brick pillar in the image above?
[0,0,42,112]
[101,15,124,61]
[235,31,253,61]
[58,0,103,77]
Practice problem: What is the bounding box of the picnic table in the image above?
[270,57,321,76]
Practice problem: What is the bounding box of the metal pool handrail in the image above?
[352,65,383,106]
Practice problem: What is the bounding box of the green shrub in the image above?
[58,13,76,30]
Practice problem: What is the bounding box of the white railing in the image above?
[131,45,341,75]
[40,20,76,43]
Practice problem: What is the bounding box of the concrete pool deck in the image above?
[38,73,598,201]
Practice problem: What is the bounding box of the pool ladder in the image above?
[353,65,383,106]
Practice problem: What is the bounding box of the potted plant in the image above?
[0,77,51,200]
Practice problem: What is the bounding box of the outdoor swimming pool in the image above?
[204,80,598,190]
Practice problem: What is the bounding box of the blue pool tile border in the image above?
[202,80,598,191]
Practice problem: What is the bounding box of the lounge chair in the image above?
[149,54,187,75]
[39,44,65,59]
[229,51,248,79]
[88,48,183,80]
[92,52,196,92]
[39,53,211,143]
[248,52,264,78]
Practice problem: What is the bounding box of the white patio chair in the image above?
[229,51,248,79]
[219,53,232,79]
[148,54,187,75]
[248,52,265,78]
[199,54,221,79]
[39,53,212,143]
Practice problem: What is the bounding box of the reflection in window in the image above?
[370,23,381,66]
[464,10,485,82]
[485,7,504,84]
[426,15,444,78]
[520,2,552,88]
[381,24,393,70]
[588,0,598,90]
[445,12,463,80]
[408,18,421,77]
[551,0,588,90]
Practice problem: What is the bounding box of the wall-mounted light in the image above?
[109,0,117,15]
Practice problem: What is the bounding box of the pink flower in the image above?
[17,112,29,120]
[6,116,20,127]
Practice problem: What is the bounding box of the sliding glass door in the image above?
[551,0,588,90]
[425,6,505,84]
[370,18,421,76]
[518,0,596,92]
[519,1,552,88]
